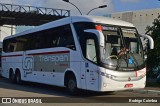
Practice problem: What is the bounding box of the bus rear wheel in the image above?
[15,71,21,84]
[9,70,15,83]
[66,76,78,95]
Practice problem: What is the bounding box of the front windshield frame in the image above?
[100,24,145,71]
[73,22,145,71]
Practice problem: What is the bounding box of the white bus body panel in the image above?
[2,47,82,88]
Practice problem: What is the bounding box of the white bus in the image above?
[1,16,154,94]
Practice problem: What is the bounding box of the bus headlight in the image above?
[98,71,116,79]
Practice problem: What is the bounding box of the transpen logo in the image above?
[39,55,69,65]
[22,52,34,71]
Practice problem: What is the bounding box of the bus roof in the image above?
[4,15,135,40]
[71,15,134,27]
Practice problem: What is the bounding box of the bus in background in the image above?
[1,16,154,94]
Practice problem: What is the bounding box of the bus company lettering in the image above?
[39,55,69,65]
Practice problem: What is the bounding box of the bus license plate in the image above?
[124,84,133,88]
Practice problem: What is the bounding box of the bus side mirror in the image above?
[140,34,154,50]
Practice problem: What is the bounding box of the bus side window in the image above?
[57,25,76,50]
[86,39,97,63]
[8,44,15,52]
[44,29,58,48]
[3,39,16,52]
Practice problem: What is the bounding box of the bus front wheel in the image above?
[66,76,78,95]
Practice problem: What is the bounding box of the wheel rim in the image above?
[68,79,76,91]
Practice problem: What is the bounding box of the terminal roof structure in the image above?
[0,3,70,26]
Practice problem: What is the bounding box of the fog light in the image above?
[103,83,107,87]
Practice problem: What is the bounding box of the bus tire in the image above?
[66,75,78,95]
[9,70,15,83]
[15,71,21,84]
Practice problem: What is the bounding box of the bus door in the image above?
[22,52,34,77]
[80,32,99,91]
[80,61,98,90]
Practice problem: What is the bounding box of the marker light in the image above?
[96,25,102,31]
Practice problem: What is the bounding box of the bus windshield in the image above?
[100,25,144,71]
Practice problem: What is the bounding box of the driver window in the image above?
[86,39,97,63]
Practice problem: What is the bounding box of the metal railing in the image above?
[0,3,70,16]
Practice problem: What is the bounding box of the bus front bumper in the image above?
[98,76,146,92]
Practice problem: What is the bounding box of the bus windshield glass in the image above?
[100,25,144,71]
